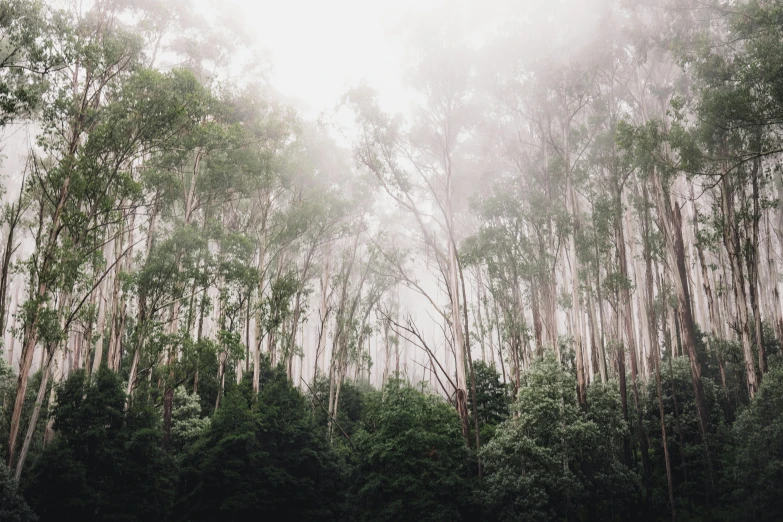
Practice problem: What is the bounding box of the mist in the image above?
[0,0,782,520]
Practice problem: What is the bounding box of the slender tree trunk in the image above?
[641,182,676,518]
[492,291,507,385]
[616,187,650,480]
[530,277,543,354]
[652,168,712,436]
[567,178,586,406]
[245,293,252,374]
[91,272,109,378]
[459,258,481,476]
[14,347,53,480]
[447,237,470,439]
[721,175,758,397]
[764,210,783,343]
[747,164,767,375]
[693,199,722,341]
[654,324,676,521]
[127,199,159,399]
[0,182,24,337]
[8,295,42,467]
[475,270,487,362]
[215,353,226,411]
[125,346,140,403]
[106,220,126,370]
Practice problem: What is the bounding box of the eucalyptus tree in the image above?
[325,228,392,439]
[538,61,599,405]
[582,29,657,481]
[473,6,618,405]
[5,1,220,468]
[121,75,227,435]
[676,0,783,399]
[0,0,59,128]
[345,44,478,438]
[132,82,300,429]
[277,124,361,382]
[612,4,716,443]
[16,65,232,474]
[464,176,538,394]
[0,0,56,318]
[251,138,355,382]
[476,49,567,364]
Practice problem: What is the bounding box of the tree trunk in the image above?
[642,182,675,518]
[652,168,712,436]
[654,319,676,521]
[721,175,758,397]
[616,185,650,480]
[0,182,23,337]
[747,164,767,375]
[567,177,586,406]
[459,259,481,473]
[14,347,53,480]
[693,199,722,341]
[764,210,783,343]
[447,218,470,438]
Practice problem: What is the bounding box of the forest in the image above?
[1,0,783,520]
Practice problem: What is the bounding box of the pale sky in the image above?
[226,0,604,121]
[227,0,541,121]
[236,0,435,118]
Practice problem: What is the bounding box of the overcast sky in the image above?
[234,0,431,118]
[226,0,604,121]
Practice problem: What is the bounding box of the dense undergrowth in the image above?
[1,330,782,522]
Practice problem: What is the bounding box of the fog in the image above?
[243,0,610,115]
[2,1,783,518]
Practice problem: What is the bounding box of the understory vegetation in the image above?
[3,342,783,521]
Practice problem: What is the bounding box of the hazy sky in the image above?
[230,0,603,119]
[237,0,432,118]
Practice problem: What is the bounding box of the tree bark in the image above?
[14,347,53,480]
[652,168,712,437]
[0,181,24,337]
[617,195,651,483]
[721,174,758,398]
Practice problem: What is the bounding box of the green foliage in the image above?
[174,362,342,521]
[24,368,175,522]
[308,374,365,440]
[170,386,210,454]
[708,336,751,413]
[0,0,59,127]
[642,355,726,519]
[0,462,36,522]
[6,2,783,522]
[468,360,508,443]
[0,355,18,444]
[727,364,783,521]
[480,354,638,522]
[346,379,471,522]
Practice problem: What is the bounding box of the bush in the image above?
[727,364,783,521]
[24,367,175,522]
[468,360,509,444]
[480,354,638,522]
[174,362,343,521]
[0,462,36,522]
[347,379,471,522]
